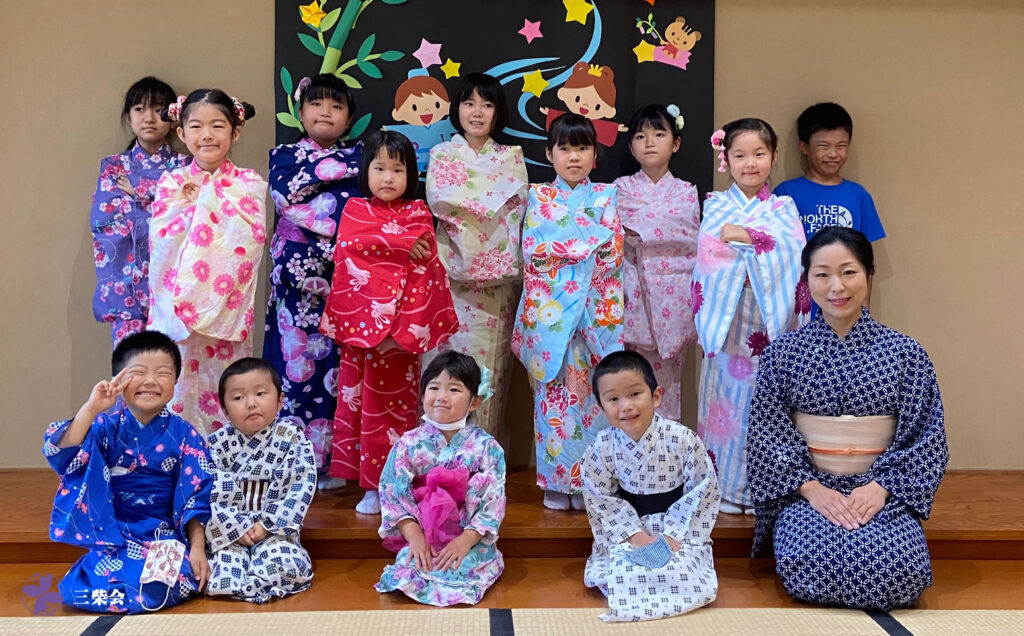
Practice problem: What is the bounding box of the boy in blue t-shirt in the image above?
[775,102,885,243]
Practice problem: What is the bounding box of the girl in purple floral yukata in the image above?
[90,77,186,346]
[692,118,808,514]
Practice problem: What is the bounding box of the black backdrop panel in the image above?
[275,0,714,192]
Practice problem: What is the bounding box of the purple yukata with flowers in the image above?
[692,184,807,507]
[90,142,185,345]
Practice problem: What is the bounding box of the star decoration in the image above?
[643,0,656,5]
[563,0,594,25]
[632,40,656,63]
[412,39,442,68]
[519,18,543,43]
[299,1,326,28]
[440,58,461,79]
[521,69,549,97]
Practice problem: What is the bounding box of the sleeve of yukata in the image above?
[174,425,213,544]
[870,342,948,519]
[746,343,818,505]
[259,430,318,538]
[463,437,507,545]
[661,432,720,545]
[205,435,255,552]
[378,438,421,539]
[581,434,644,545]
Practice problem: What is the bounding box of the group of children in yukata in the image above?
[48,65,941,622]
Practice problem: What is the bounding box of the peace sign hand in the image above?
[84,368,129,417]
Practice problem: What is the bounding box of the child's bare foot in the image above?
[355,489,381,515]
[542,490,570,511]
[570,494,586,511]
[317,475,347,491]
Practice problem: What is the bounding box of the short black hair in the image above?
[722,117,778,154]
[627,104,680,141]
[296,74,356,143]
[801,226,875,280]
[796,102,853,143]
[359,130,420,199]
[449,73,509,137]
[420,351,482,397]
[547,112,598,153]
[121,76,177,151]
[112,331,182,378]
[162,88,256,131]
[591,351,658,406]
[217,357,283,409]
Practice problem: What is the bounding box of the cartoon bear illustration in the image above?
[662,17,701,58]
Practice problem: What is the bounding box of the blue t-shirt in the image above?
[774,177,885,242]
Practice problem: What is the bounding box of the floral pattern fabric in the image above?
[511,178,624,494]
[693,185,806,506]
[613,171,700,421]
[424,135,528,435]
[43,408,212,614]
[376,423,506,606]
[147,159,267,434]
[263,138,361,469]
[90,142,185,344]
[747,310,948,609]
[206,420,317,604]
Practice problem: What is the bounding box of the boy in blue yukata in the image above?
[775,102,885,315]
[43,331,212,614]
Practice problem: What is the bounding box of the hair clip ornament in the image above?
[230,97,247,125]
[478,365,495,403]
[710,128,727,172]
[167,95,187,123]
[666,104,685,132]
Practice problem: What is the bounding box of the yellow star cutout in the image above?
[521,69,549,97]
[440,58,461,79]
[299,1,326,28]
[563,0,594,25]
[632,40,656,63]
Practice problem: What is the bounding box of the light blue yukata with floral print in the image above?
[376,423,506,606]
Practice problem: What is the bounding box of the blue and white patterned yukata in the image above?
[747,310,948,609]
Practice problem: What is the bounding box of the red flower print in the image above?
[162,268,178,292]
[252,223,267,244]
[214,341,234,360]
[795,278,811,315]
[239,196,259,216]
[213,274,234,296]
[192,260,210,283]
[563,280,579,295]
[236,260,255,285]
[198,390,220,415]
[747,228,776,255]
[175,301,198,327]
[220,200,238,218]
[189,359,199,373]
[225,289,243,310]
[747,331,770,356]
[190,223,214,247]
[690,280,704,314]
[698,398,739,446]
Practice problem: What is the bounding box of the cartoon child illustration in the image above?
[386,69,455,173]
[539,62,627,147]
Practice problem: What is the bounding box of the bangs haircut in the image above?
[547,112,598,151]
[591,350,658,406]
[112,330,182,378]
[797,102,853,143]
[169,88,256,131]
[358,130,419,199]
[217,357,283,408]
[420,351,482,398]
[627,104,679,140]
[449,73,509,136]
[722,117,778,154]
[121,76,176,125]
[801,226,875,281]
[300,74,356,113]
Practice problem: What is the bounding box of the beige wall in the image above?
[1,1,1020,469]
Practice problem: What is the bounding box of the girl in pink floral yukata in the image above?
[147,89,267,435]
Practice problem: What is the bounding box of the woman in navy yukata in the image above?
[747,227,948,609]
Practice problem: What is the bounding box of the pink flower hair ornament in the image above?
[710,128,727,173]
[294,76,311,103]
[166,95,187,123]
[230,97,247,125]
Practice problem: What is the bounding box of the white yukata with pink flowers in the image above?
[613,171,700,421]
[691,184,807,507]
[148,159,267,434]
[424,135,528,437]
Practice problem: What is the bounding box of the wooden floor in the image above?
[2,468,1022,617]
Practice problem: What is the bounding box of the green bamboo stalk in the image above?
[319,0,364,74]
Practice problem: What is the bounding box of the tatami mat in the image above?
[0,615,96,636]
[891,609,1024,635]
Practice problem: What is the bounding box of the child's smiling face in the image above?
[120,350,178,423]
[392,92,450,126]
[596,369,662,442]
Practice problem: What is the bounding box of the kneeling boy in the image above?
[44,331,213,614]
[205,358,317,603]
[582,351,720,622]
